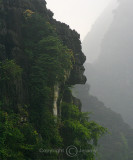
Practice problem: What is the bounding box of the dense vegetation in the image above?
[0,0,106,159]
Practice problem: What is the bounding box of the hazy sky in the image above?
[46,0,113,40]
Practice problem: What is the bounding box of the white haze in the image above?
[83,0,133,128]
[82,0,118,63]
[46,0,113,41]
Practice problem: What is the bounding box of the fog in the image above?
[83,0,133,128]
[46,0,113,40]
[82,0,118,63]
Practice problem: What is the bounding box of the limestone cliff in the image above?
[0,0,86,114]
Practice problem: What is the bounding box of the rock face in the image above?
[83,0,133,128]
[0,0,86,85]
[53,21,86,85]
[0,0,86,112]
[53,83,59,116]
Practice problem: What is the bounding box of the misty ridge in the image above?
[82,0,133,128]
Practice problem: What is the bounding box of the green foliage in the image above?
[0,59,22,81]
[23,9,35,19]
[22,12,73,85]
[0,60,22,109]
[22,12,55,50]
[0,109,39,160]
[61,103,107,160]
[33,36,73,85]
[23,14,74,160]
[40,110,63,148]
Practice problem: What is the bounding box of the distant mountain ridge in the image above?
[83,0,133,128]
[73,84,133,160]
[82,0,118,63]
